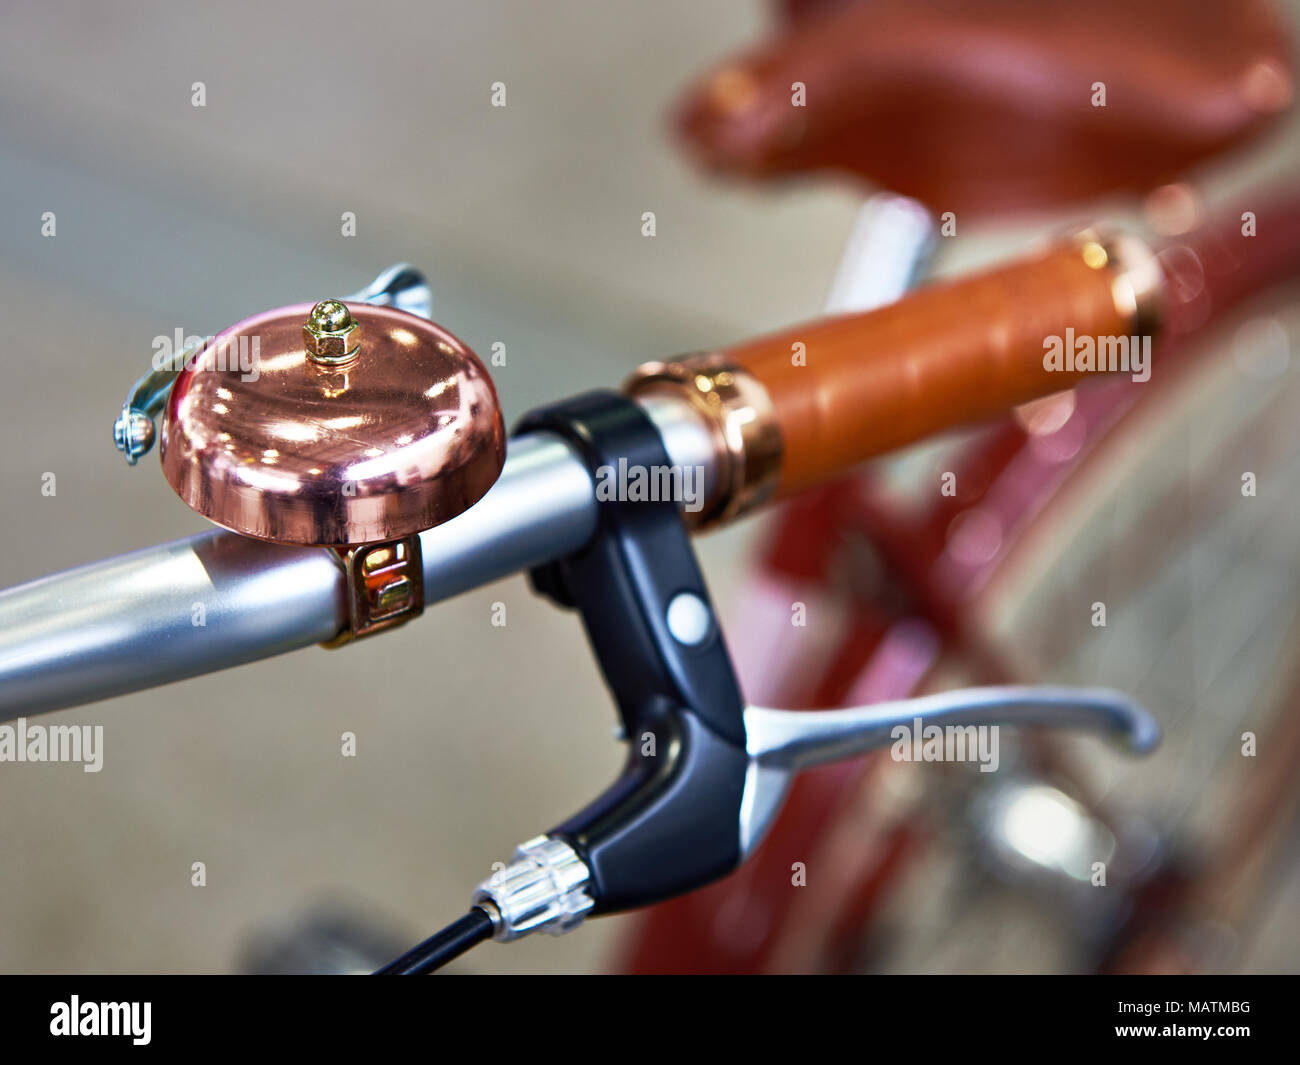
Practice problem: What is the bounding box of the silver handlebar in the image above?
[0,395,715,718]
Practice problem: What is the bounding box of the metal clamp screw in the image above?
[321,535,424,647]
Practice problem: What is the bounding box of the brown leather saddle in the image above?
[675,0,1293,216]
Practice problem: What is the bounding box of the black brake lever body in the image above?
[518,391,750,913]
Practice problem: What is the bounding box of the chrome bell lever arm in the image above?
[111,263,433,465]
[739,685,1161,856]
[343,263,433,319]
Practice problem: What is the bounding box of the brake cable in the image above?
[374,909,496,975]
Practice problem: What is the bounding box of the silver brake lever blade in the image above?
[111,263,433,464]
[739,685,1160,857]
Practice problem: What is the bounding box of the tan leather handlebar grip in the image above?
[626,232,1163,524]
[723,234,1160,497]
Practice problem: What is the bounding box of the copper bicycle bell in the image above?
[159,298,506,642]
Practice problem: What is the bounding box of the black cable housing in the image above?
[374,907,495,975]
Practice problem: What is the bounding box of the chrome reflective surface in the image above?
[823,192,935,314]
[160,302,505,546]
[343,263,434,321]
[0,534,345,717]
[738,686,1160,857]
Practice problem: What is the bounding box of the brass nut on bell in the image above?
[303,299,360,364]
